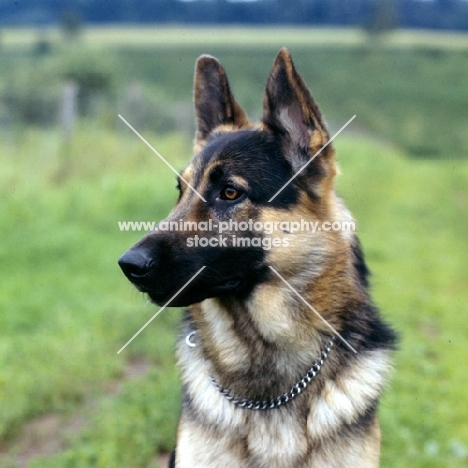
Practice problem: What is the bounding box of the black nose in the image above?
[118,248,154,284]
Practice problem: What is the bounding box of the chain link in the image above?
[188,332,335,410]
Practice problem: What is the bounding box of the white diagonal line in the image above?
[268,266,357,354]
[268,115,356,203]
[117,266,206,354]
[118,114,207,203]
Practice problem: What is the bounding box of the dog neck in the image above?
[187,294,339,401]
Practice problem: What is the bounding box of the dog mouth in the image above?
[214,277,242,291]
[145,276,243,306]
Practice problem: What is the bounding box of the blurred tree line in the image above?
[0,0,467,31]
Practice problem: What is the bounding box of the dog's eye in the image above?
[220,186,242,201]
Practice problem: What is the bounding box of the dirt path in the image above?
[0,357,169,468]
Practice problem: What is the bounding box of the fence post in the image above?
[61,82,78,140]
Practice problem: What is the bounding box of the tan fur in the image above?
[176,294,392,467]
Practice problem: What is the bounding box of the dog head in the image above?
[119,48,352,307]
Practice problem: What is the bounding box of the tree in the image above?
[365,0,397,38]
[60,10,83,41]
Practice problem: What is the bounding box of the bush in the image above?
[1,67,60,126]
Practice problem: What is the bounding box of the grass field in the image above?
[1,27,466,159]
[0,27,467,468]
[3,26,468,49]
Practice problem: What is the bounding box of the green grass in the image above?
[334,138,468,467]
[0,27,467,158]
[0,27,467,468]
[2,26,468,50]
[0,127,188,467]
[0,124,467,467]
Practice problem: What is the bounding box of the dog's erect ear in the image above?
[263,49,334,182]
[194,55,249,146]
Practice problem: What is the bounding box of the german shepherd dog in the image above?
[119,49,396,468]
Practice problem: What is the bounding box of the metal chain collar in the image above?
[186,331,335,410]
